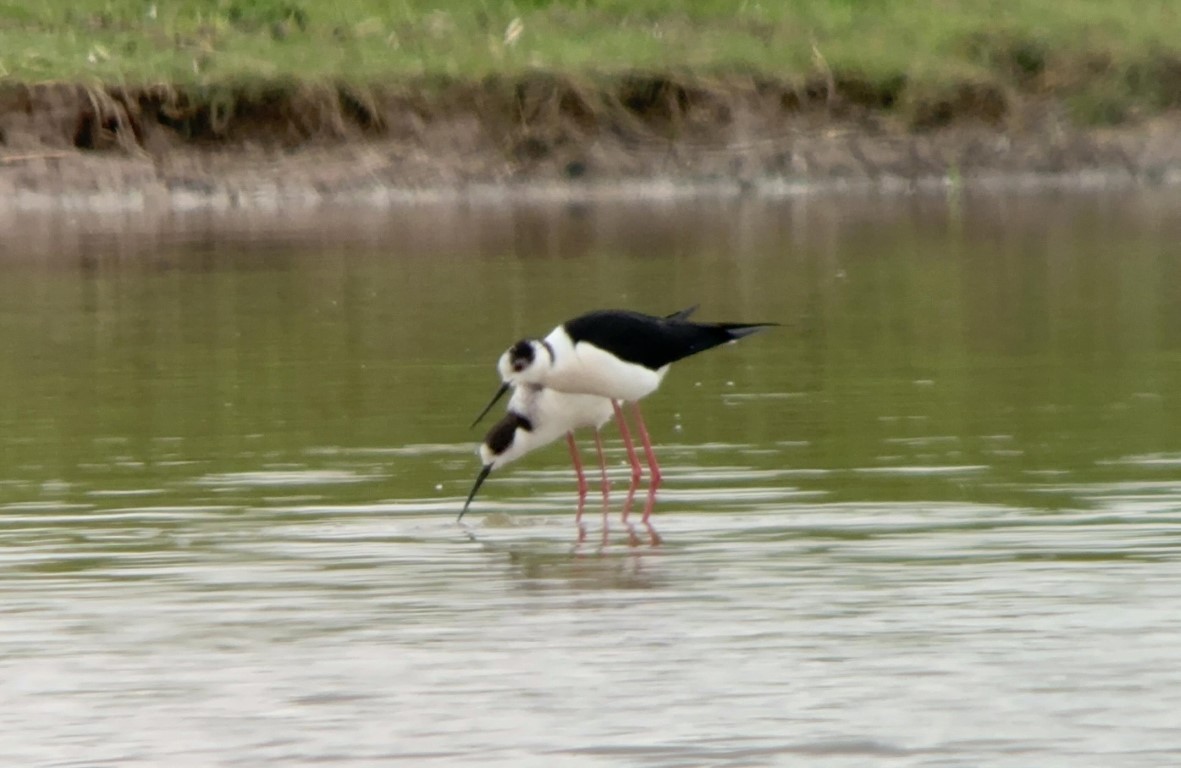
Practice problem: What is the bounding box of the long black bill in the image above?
[469,382,510,429]
[458,464,493,521]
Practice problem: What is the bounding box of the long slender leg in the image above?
[611,400,644,525]
[631,402,663,523]
[565,432,588,535]
[593,427,610,533]
[593,428,611,507]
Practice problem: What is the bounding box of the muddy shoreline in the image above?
[2,81,1180,210]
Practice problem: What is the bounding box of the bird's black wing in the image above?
[565,309,771,371]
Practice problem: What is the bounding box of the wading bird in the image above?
[470,308,774,527]
[460,383,615,537]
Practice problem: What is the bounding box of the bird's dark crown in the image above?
[508,339,535,372]
[485,412,533,456]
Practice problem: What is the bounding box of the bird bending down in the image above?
[460,383,615,536]
[471,308,775,526]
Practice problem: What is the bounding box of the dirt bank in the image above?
[2,77,1180,210]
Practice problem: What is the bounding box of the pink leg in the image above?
[593,428,611,532]
[611,400,645,525]
[631,402,663,525]
[565,432,588,534]
[593,428,611,507]
[642,519,662,547]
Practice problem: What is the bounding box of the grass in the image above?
[1,1,1180,123]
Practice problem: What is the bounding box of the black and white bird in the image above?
[470,307,774,526]
[460,384,614,528]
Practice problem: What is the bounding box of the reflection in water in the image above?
[1,191,1181,766]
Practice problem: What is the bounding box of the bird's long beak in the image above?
[458,464,493,521]
[470,382,510,429]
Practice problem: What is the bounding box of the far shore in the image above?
[1,112,1179,213]
[2,78,1181,212]
[6,2,1181,210]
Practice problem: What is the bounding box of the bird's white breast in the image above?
[489,385,613,470]
[541,327,666,402]
[532,387,614,431]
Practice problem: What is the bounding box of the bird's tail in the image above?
[717,322,778,341]
[676,321,777,358]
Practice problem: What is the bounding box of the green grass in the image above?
[2,1,1181,122]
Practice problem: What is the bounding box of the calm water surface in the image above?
[1,192,1180,766]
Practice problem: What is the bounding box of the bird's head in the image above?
[497,338,553,384]
[470,339,554,429]
[459,411,535,520]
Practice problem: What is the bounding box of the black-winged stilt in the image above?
[460,384,615,531]
[470,307,774,526]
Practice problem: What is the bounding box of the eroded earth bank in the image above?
[3,77,1181,209]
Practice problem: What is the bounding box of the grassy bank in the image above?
[2,1,1181,125]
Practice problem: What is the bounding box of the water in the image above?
[1,191,1180,766]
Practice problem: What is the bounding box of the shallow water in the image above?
[2,191,1181,766]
